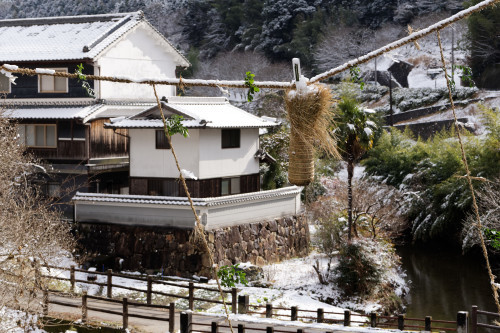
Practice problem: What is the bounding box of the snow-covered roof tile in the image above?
[2,104,104,120]
[0,11,189,65]
[108,97,278,129]
[2,102,153,121]
[72,186,302,206]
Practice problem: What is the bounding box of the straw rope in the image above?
[152,84,235,333]
[437,31,500,314]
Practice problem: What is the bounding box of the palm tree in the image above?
[334,87,377,241]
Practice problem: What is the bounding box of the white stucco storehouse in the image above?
[73,96,303,229]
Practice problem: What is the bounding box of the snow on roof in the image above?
[2,104,104,120]
[0,11,189,65]
[2,102,154,122]
[72,186,302,207]
[108,97,279,129]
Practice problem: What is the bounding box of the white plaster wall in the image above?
[129,128,200,178]
[97,22,178,101]
[198,128,260,179]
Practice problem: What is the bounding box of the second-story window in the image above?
[38,68,68,93]
[0,72,10,93]
[221,129,240,149]
[156,130,171,149]
[18,124,57,148]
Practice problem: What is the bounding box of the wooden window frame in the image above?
[155,130,171,149]
[0,72,11,93]
[21,124,57,148]
[221,129,241,149]
[38,68,68,93]
[221,177,240,196]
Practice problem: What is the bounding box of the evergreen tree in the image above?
[334,83,377,241]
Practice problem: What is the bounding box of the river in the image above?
[397,245,497,324]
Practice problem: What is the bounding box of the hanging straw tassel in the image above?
[285,59,338,186]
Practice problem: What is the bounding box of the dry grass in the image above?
[284,84,338,185]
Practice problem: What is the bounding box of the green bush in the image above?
[334,241,381,297]
[363,105,500,242]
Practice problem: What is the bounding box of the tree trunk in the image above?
[347,159,354,241]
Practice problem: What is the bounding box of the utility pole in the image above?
[451,28,455,82]
[389,72,394,127]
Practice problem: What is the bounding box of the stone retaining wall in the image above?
[76,214,309,277]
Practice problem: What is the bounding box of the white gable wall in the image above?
[198,128,259,179]
[129,128,200,178]
[129,128,260,179]
[96,22,178,101]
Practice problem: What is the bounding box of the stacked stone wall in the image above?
[76,214,309,277]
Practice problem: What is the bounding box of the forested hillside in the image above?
[0,0,497,86]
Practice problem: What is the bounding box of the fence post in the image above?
[211,322,218,333]
[70,265,75,293]
[370,312,377,328]
[238,324,245,333]
[266,303,273,318]
[266,327,274,333]
[123,298,128,329]
[82,291,88,323]
[231,288,237,314]
[398,314,405,330]
[344,310,351,326]
[107,269,112,298]
[425,316,432,331]
[238,295,249,314]
[471,306,478,333]
[147,276,153,305]
[317,308,324,323]
[457,311,468,333]
[169,302,175,333]
[180,312,192,333]
[291,306,298,321]
[188,282,194,310]
[42,289,49,316]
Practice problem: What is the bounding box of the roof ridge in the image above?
[0,11,142,27]
[83,13,138,52]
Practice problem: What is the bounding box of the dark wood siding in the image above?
[129,174,260,198]
[90,118,129,159]
[240,174,260,193]
[7,62,94,99]
[24,119,88,160]
[130,178,147,195]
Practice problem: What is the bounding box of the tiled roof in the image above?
[72,186,302,206]
[2,101,153,122]
[107,97,279,129]
[3,104,104,120]
[0,11,189,65]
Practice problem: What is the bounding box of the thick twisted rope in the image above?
[437,31,500,314]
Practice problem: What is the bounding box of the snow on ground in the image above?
[0,308,44,333]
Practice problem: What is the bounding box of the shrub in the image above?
[363,105,499,242]
[334,241,381,297]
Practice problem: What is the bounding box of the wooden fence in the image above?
[471,305,500,333]
[42,290,175,332]
[41,265,468,332]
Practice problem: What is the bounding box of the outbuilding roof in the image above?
[0,11,189,66]
[107,97,279,129]
[2,101,153,122]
